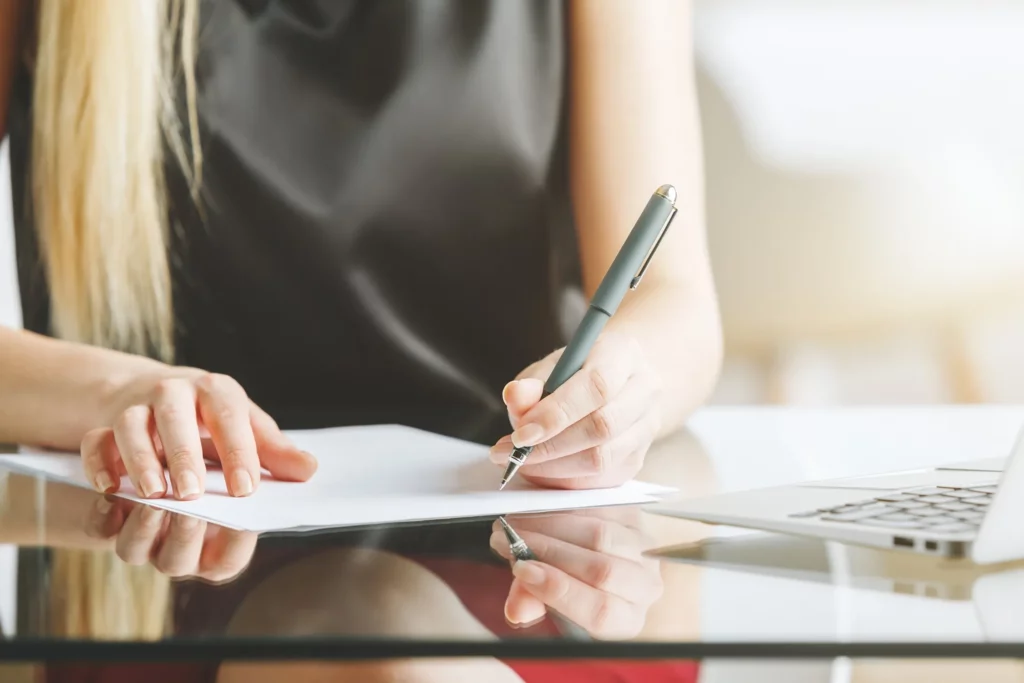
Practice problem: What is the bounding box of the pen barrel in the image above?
[540,189,675,396]
[590,191,676,315]
[543,306,609,394]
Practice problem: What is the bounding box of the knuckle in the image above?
[589,443,612,475]
[589,407,616,442]
[589,596,615,636]
[80,428,108,453]
[549,399,574,432]
[153,400,187,424]
[165,446,196,468]
[547,571,572,603]
[115,405,148,431]
[220,447,250,468]
[216,405,244,425]
[587,557,616,592]
[590,520,612,554]
[153,556,187,577]
[128,449,156,466]
[197,372,244,398]
[586,366,613,404]
[152,377,186,402]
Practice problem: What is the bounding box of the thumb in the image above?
[503,378,545,429]
[249,405,318,482]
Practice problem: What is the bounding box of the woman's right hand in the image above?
[82,371,317,501]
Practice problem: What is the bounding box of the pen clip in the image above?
[630,206,677,290]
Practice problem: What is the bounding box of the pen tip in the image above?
[498,478,508,491]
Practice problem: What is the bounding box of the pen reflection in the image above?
[491,508,664,640]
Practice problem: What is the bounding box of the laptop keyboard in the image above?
[788,484,998,534]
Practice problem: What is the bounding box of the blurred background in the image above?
[3,0,1024,408]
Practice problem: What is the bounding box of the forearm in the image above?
[569,0,721,434]
[0,326,169,449]
[0,472,114,549]
[608,281,722,435]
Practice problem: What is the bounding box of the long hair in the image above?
[27,0,202,639]
[32,0,201,362]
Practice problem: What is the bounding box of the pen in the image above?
[499,184,678,489]
[498,516,591,640]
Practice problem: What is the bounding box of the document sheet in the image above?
[1,425,674,532]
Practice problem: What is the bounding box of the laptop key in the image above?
[907,507,949,517]
[789,510,820,518]
[952,511,985,521]
[909,487,953,495]
[875,493,917,502]
[967,486,998,494]
[921,516,960,525]
[916,495,957,503]
[935,502,973,512]
[821,507,897,522]
[890,501,928,510]
[942,490,985,499]
[874,513,918,522]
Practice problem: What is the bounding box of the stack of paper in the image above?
[0,425,674,533]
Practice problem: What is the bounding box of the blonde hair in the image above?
[28,0,202,639]
[32,0,201,362]
[49,550,172,640]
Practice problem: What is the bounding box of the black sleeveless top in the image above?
[8,0,580,442]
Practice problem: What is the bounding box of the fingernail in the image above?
[232,470,253,496]
[511,423,544,448]
[504,597,517,623]
[176,471,200,499]
[502,381,519,404]
[139,472,165,499]
[94,471,114,493]
[512,560,545,586]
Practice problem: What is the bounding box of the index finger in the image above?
[511,359,630,449]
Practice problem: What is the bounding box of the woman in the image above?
[0,0,720,679]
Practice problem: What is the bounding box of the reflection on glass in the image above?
[0,471,257,641]
[491,509,663,640]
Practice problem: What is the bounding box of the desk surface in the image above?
[3,405,1024,665]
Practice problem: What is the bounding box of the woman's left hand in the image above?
[87,496,257,583]
[489,331,662,489]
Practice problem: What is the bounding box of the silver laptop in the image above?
[652,425,1024,564]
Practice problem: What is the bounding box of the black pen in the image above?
[498,516,591,640]
[500,184,678,489]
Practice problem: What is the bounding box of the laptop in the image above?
[652,424,1024,564]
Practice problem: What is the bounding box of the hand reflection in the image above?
[490,508,663,640]
[87,497,257,583]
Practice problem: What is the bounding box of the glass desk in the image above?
[3,406,1024,678]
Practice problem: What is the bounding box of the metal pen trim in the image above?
[630,204,677,290]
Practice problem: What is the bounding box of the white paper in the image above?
[0,425,673,533]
